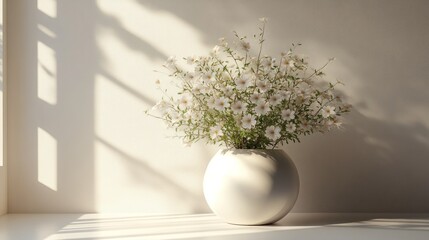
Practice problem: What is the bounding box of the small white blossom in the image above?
[321,106,336,118]
[203,72,215,83]
[186,56,196,65]
[265,126,281,141]
[256,80,272,92]
[255,101,270,115]
[207,97,216,109]
[250,93,262,103]
[219,37,228,47]
[325,119,334,127]
[297,88,311,98]
[235,74,252,90]
[223,85,235,98]
[332,117,342,128]
[152,100,169,114]
[211,45,220,56]
[279,90,292,99]
[231,101,247,114]
[286,123,296,132]
[165,56,178,72]
[281,109,295,121]
[210,125,223,139]
[241,114,256,129]
[261,57,274,70]
[166,56,176,66]
[269,94,283,106]
[214,97,230,111]
[281,58,295,69]
[301,120,311,131]
[281,50,292,57]
[178,95,192,109]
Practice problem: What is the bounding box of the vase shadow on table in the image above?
[275,213,429,229]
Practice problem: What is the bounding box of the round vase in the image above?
[203,149,299,225]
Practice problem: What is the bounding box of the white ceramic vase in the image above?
[203,149,299,225]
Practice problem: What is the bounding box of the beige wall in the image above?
[6,0,429,213]
[0,0,6,216]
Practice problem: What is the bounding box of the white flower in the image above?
[279,90,292,99]
[321,106,336,118]
[281,58,295,69]
[255,101,270,115]
[269,94,283,106]
[203,72,215,83]
[301,120,311,131]
[296,88,311,98]
[261,57,273,70]
[211,45,220,56]
[165,56,177,71]
[219,37,228,47]
[268,69,277,79]
[281,109,295,121]
[240,40,250,52]
[207,97,216,109]
[286,123,296,132]
[265,126,281,141]
[235,74,252,90]
[250,93,262,103]
[223,85,235,98]
[214,97,230,111]
[186,56,196,65]
[332,117,342,128]
[325,119,334,127]
[166,56,176,66]
[210,125,223,139]
[241,114,256,129]
[192,83,204,94]
[152,100,169,114]
[256,80,272,92]
[231,101,247,114]
[281,50,292,57]
[178,95,192,109]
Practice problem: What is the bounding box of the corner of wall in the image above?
[0,0,7,216]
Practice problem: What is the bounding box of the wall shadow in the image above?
[7,0,209,213]
[7,0,98,212]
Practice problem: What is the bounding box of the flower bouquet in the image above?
[149,18,350,149]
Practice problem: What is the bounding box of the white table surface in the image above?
[1,213,429,240]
